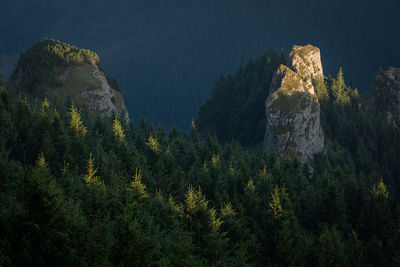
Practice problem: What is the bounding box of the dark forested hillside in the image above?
[1,2,400,265]
[1,0,400,128]
[198,49,285,146]
[2,61,400,265]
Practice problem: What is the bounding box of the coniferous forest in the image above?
[1,40,400,266]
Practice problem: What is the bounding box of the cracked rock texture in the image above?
[264,45,324,163]
[80,68,129,121]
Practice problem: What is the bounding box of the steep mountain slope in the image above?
[10,40,129,120]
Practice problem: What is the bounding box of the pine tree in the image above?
[268,184,300,266]
[331,67,350,103]
[15,161,85,266]
[345,231,364,266]
[317,226,348,266]
[361,177,392,242]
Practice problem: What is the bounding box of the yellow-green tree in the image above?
[70,103,87,136]
[84,153,102,185]
[130,168,148,200]
[36,152,47,168]
[113,116,125,142]
[146,134,160,154]
[40,97,51,118]
[211,153,220,168]
[184,184,227,263]
[220,202,236,217]
[371,177,389,201]
[185,184,208,215]
[247,178,256,194]
[269,184,283,221]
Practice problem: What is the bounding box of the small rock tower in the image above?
[264,45,324,163]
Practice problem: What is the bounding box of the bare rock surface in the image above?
[80,68,129,120]
[264,45,324,163]
[288,45,323,95]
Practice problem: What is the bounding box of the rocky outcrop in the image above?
[80,68,129,120]
[365,67,400,126]
[10,40,129,121]
[289,45,323,95]
[289,45,323,80]
[264,45,324,163]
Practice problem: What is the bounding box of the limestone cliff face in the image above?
[54,63,129,120]
[264,45,324,163]
[79,67,129,120]
[289,45,323,95]
[365,67,400,125]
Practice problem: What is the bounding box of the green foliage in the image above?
[1,63,400,266]
[146,134,160,154]
[130,169,148,200]
[70,103,87,137]
[198,49,285,146]
[44,40,99,65]
[330,67,351,104]
[317,226,347,266]
[370,177,389,200]
[84,153,102,185]
[269,184,283,221]
[112,116,125,142]
[10,39,99,92]
[314,77,329,100]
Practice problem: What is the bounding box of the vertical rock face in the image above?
[289,45,324,95]
[264,45,324,163]
[80,68,129,121]
[289,45,323,80]
[365,67,400,126]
